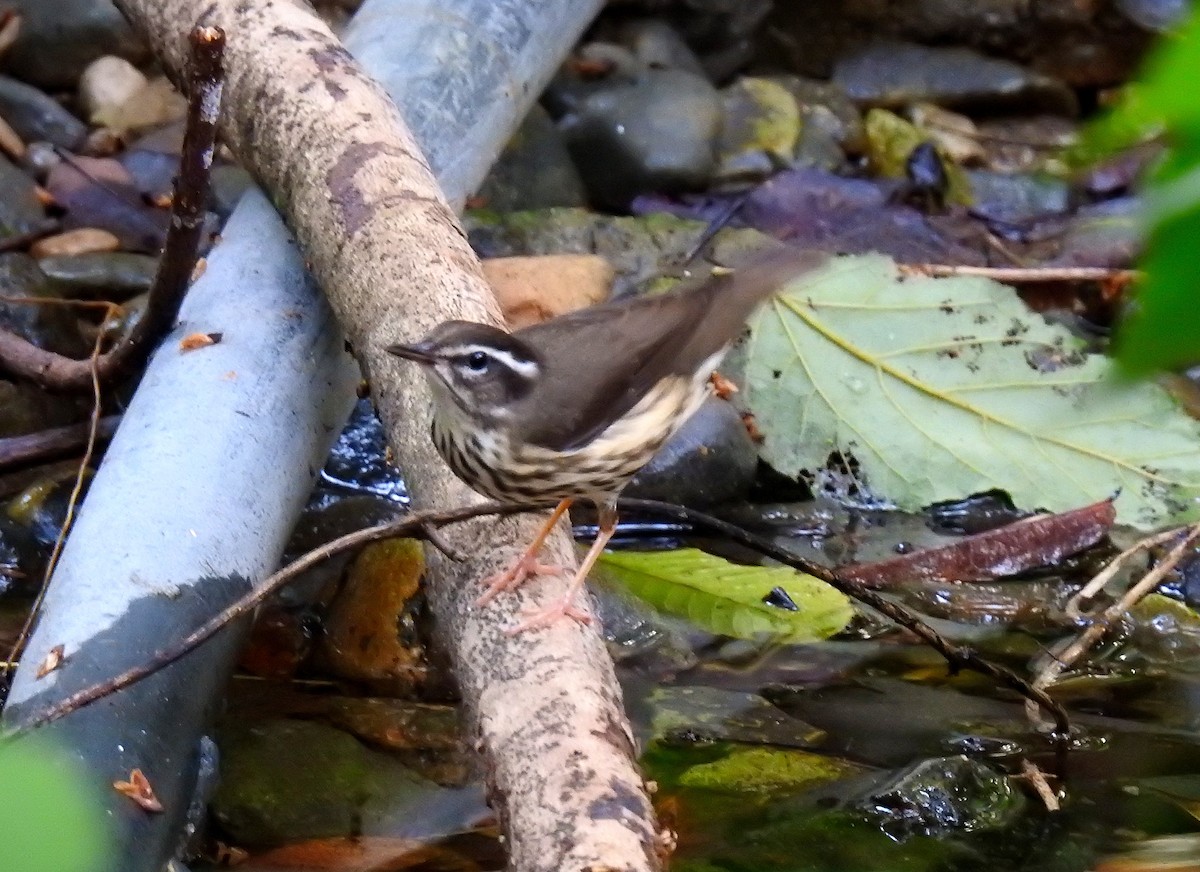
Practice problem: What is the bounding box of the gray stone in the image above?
[833,41,1078,116]
[0,76,86,150]
[210,164,256,219]
[0,253,88,357]
[475,104,587,211]
[619,19,707,75]
[39,252,159,300]
[966,169,1074,226]
[0,156,46,240]
[3,0,148,90]
[561,68,721,209]
[626,396,758,507]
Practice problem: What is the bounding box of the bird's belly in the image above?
[432,374,707,504]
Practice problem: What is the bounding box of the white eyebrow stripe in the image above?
[446,343,539,378]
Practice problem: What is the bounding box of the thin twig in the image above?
[618,499,1072,738]
[2,500,529,735]
[0,26,225,391]
[1027,521,1200,726]
[6,497,1073,741]
[899,263,1137,284]
[0,415,121,471]
[5,302,118,673]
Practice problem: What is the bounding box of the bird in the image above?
[387,247,826,633]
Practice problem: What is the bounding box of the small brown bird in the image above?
[388,248,825,632]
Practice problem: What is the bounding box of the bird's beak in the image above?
[386,342,437,364]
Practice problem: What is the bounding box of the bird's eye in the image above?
[466,351,489,371]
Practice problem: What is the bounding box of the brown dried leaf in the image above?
[841,498,1116,588]
[113,768,163,812]
[710,371,739,399]
[179,332,221,352]
[36,644,64,678]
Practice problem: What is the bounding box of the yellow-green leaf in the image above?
[598,548,852,643]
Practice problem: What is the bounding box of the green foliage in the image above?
[1077,6,1200,373]
[741,254,1200,529]
[0,736,112,872]
[597,548,852,642]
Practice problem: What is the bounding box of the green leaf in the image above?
[1117,199,1200,374]
[598,549,852,642]
[742,254,1200,529]
[0,736,113,872]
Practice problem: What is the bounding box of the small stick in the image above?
[6,498,1072,744]
[0,416,121,471]
[0,25,225,390]
[899,263,1137,284]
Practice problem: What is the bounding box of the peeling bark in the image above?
[112,1,660,869]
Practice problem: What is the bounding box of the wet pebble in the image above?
[30,227,120,258]
[617,19,707,76]
[5,0,147,89]
[38,251,158,299]
[0,155,48,241]
[966,169,1074,227]
[475,104,587,211]
[714,77,801,185]
[78,55,148,125]
[833,41,1078,116]
[0,75,87,150]
[0,253,88,357]
[626,396,759,507]
[561,68,722,209]
[211,719,481,847]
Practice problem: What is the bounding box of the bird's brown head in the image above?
[387,321,540,426]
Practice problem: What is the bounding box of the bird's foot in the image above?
[505,596,593,635]
[476,555,563,607]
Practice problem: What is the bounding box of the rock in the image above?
[791,106,850,172]
[78,55,148,125]
[0,155,47,241]
[560,68,722,209]
[482,254,612,329]
[91,76,187,135]
[715,77,801,185]
[210,164,256,218]
[768,75,866,153]
[626,396,759,507]
[854,755,1023,838]
[211,719,480,847]
[474,104,587,211]
[1050,196,1141,269]
[965,169,1074,226]
[38,251,158,300]
[0,254,88,357]
[3,0,148,90]
[19,140,60,180]
[0,380,83,438]
[908,103,986,165]
[30,227,121,258]
[765,0,1154,88]
[0,76,86,150]
[833,41,1078,116]
[317,539,428,695]
[617,19,707,76]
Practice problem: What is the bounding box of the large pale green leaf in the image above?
[742,254,1200,529]
[598,549,852,642]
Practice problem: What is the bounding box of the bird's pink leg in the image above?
[476,498,572,606]
[507,502,617,634]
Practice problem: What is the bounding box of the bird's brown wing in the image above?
[511,248,827,452]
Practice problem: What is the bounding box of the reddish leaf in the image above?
[841,498,1116,588]
[113,768,163,813]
